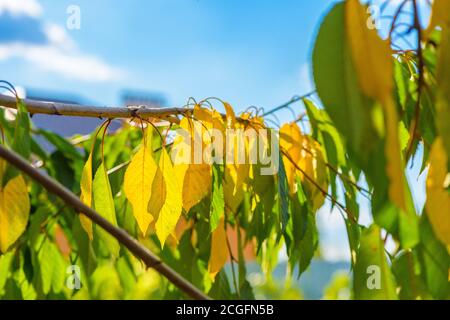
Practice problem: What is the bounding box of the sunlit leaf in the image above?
[172,118,211,213]
[154,149,183,246]
[435,24,450,167]
[353,225,398,300]
[124,129,158,235]
[417,214,450,299]
[80,146,94,240]
[93,163,120,256]
[427,0,450,36]
[346,0,407,215]
[0,175,30,253]
[426,138,450,246]
[208,217,229,280]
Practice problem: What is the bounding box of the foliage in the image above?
[0,0,449,300]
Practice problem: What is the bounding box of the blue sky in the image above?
[0,0,331,112]
[0,0,431,262]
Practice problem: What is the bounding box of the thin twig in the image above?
[405,0,424,160]
[262,91,317,117]
[280,148,358,224]
[389,0,410,41]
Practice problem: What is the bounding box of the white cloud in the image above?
[43,22,75,50]
[0,0,123,82]
[0,43,122,82]
[0,0,42,17]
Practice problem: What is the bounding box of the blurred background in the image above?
[0,0,431,299]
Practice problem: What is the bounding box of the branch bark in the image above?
[0,94,250,125]
[0,144,211,301]
[0,94,191,120]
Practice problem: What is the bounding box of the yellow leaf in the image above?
[223,102,237,128]
[280,123,303,194]
[208,217,229,280]
[193,105,225,137]
[0,158,5,184]
[223,102,248,213]
[427,0,450,36]
[172,117,211,212]
[182,164,211,212]
[426,138,450,246]
[384,99,407,212]
[154,149,183,246]
[224,163,247,213]
[346,0,406,212]
[148,167,166,223]
[79,147,94,240]
[346,0,393,102]
[280,123,328,210]
[300,137,328,211]
[124,136,158,236]
[0,175,30,253]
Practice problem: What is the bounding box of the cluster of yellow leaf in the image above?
[76,101,332,278]
[280,123,328,211]
[76,104,254,274]
[223,103,249,216]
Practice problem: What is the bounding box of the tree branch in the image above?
[406,0,425,160]
[0,144,211,301]
[262,91,317,117]
[0,94,189,120]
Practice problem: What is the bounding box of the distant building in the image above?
[121,90,166,108]
[20,88,169,139]
[23,88,122,138]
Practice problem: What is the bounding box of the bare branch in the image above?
[0,94,189,120]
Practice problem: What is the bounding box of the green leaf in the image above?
[3,99,31,185]
[312,2,405,234]
[278,153,290,235]
[90,263,123,299]
[0,251,14,295]
[12,100,31,160]
[392,251,429,300]
[37,129,83,161]
[284,183,318,277]
[93,163,120,257]
[304,98,346,168]
[208,269,233,300]
[353,225,398,300]
[417,214,450,299]
[38,239,67,294]
[210,164,225,232]
[312,2,380,167]
[297,214,318,277]
[343,183,361,267]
